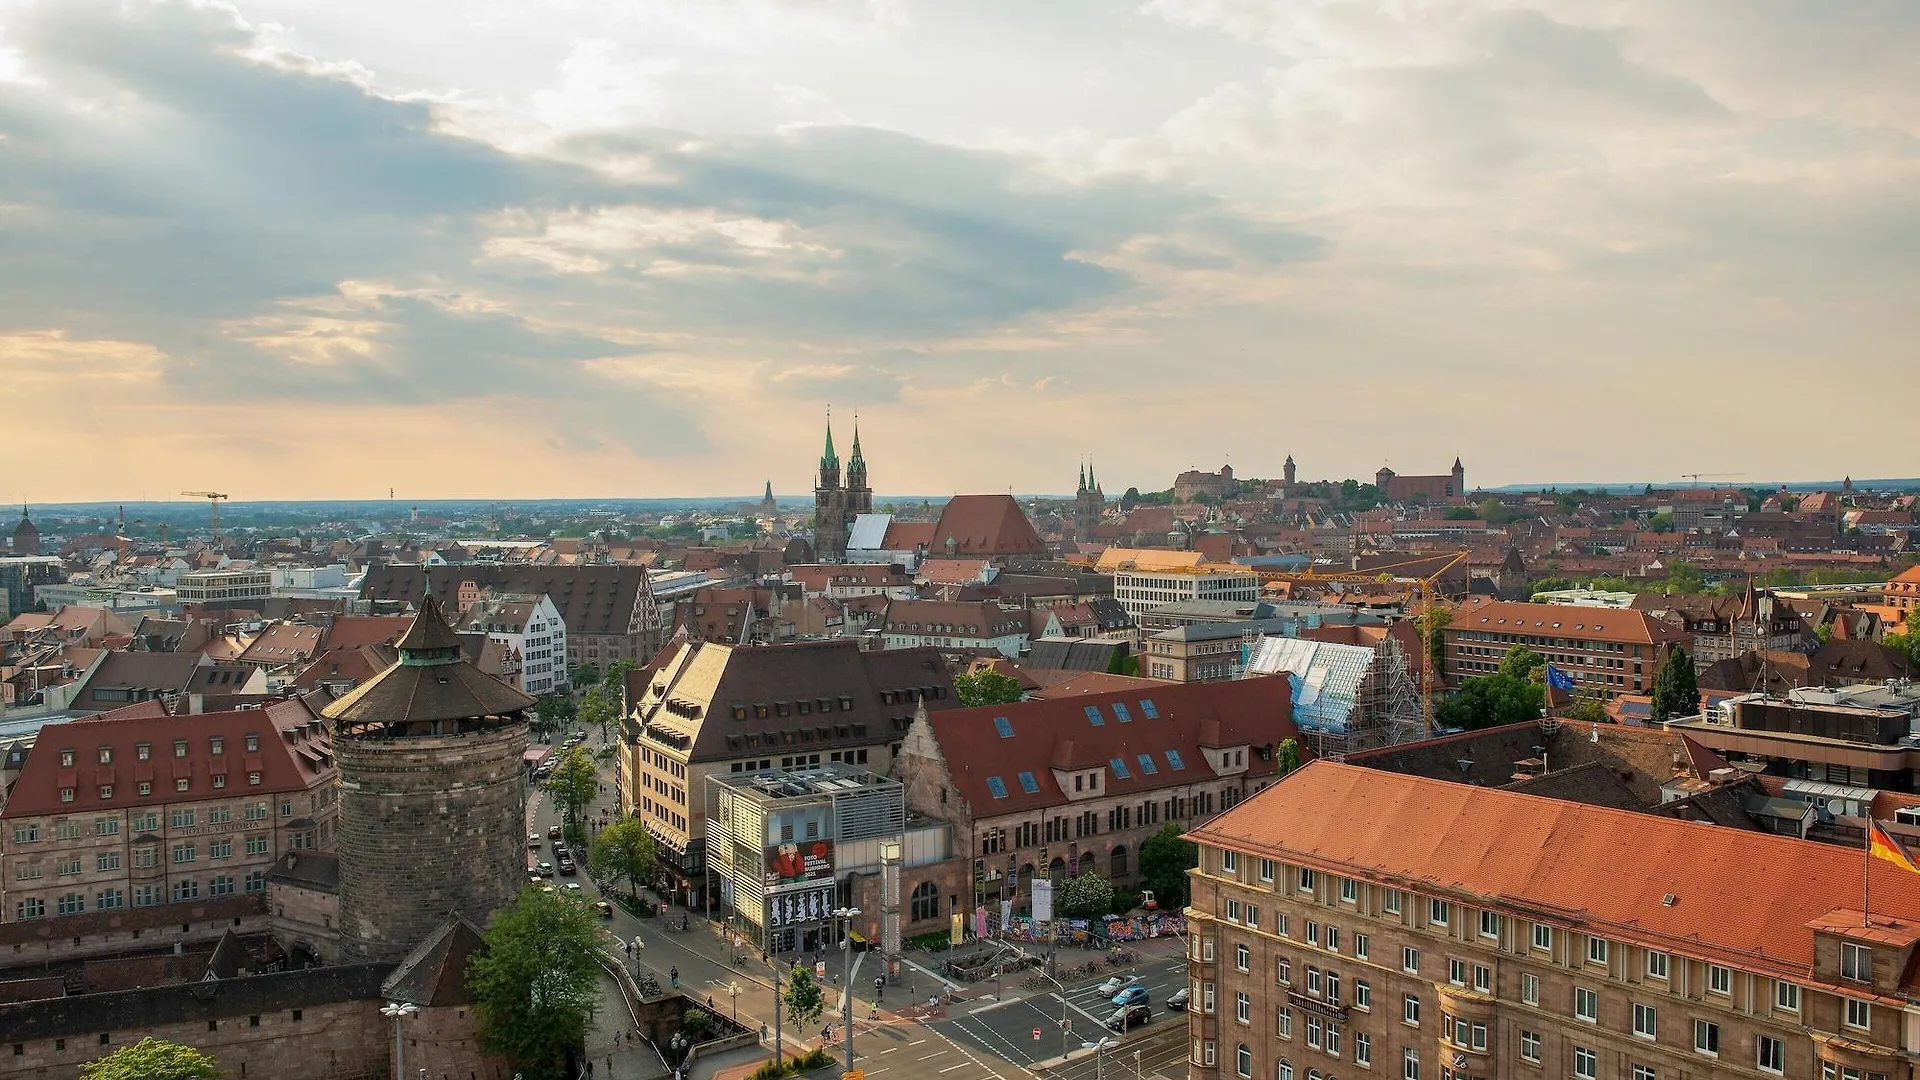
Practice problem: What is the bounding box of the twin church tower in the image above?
[813,416,873,562]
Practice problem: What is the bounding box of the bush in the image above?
[749,1047,836,1080]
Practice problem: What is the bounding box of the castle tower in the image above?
[1283,455,1296,488]
[12,506,39,556]
[760,480,777,519]
[322,598,534,962]
[1451,457,1466,497]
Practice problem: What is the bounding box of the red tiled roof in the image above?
[1449,600,1688,646]
[237,622,323,665]
[2,696,335,819]
[929,495,1046,557]
[1188,761,1920,982]
[319,615,412,652]
[880,521,936,550]
[927,678,1296,816]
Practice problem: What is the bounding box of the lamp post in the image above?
[728,981,740,1022]
[380,1001,418,1080]
[832,905,862,1074]
[1081,1038,1119,1080]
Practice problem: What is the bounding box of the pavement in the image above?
[524,727,1192,1080]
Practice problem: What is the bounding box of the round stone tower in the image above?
[322,598,534,963]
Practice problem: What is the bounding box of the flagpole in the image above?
[1864,817,1872,928]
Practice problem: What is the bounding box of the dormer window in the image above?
[97,748,112,764]
[244,734,259,753]
[1841,942,1871,982]
[59,749,75,768]
[173,740,188,759]
[136,743,150,761]
[210,737,224,756]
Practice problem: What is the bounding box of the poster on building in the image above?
[1032,878,1054,923]
[766,839,835,889]
[766,884,836,928]
[949,912,963,947]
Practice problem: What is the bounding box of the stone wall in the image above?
[0,964,391,1080]
[0,895,267,972]
[267,877,340,965]
[335,723,528,963]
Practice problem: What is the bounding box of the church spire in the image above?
[850,415,863,462]
[1079,462,1087,493]
[1088,460,1098,492]
[821,411,838,470]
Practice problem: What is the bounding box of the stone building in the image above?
[1175,465,1239,503]
[11,507,40,556]
[1074,462,1105,543]
[322,598,534,963]
[1374,459,1466,503]
[359,562,663,669]
[813,417,874,563]
[1184,761,1920,1080]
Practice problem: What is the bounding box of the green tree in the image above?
[467,888,605,1080]
[954,669,1024,708]
[1563,696,1609,724]
[1120,487,1143,511]
[1138,823,1198,909]
[1058,872,1116,918]
[1814,622,1836,644]
[783,968,826,1031]
[541,746,598,831]
[1648,512,1675,533]
[589,817,659,900]
[1529,577,1574,594]
[1886,620,1920,668]
[533,692,576,736]
[1434,674,1545,730]
[572,662,601,688]
[1443,506,1478,520]
[580,686,620,743]
[1497,644,1545,682]
[1274,738,1302,778]
[1105,649,1140,677]
[79,1038,221,1080]
[1650,648,1700,721]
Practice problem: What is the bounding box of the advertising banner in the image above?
[1032,878,1054,923]
[949,912,964,947]
[766,884,835,928]
[766,839,834,890]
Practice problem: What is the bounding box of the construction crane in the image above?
[1678,472,1745,484]
[180,491,229,544]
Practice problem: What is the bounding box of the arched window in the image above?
[1048,857,1066,884]
[910,881,939,922]
[1277,1063,1293,1080]
[1237,1044,1252,1078]
[1078,852,1096,875]
[1111,846,1129,878]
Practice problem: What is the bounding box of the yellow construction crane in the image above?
[180,491,229,544]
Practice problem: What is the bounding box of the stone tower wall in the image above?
[335,723,528,962]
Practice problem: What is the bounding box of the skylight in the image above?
[1112,702,1132,722]
[986,776,1008,798]
[1084,705,1104,726]
[1139,699,1159,719]
[1137,754,1158,775]
[1110,757,1131,779]
[1018,771,1039,794]
[1165,749,1185,770]
[993,716,1014,739]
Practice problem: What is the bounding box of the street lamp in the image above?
[669,1030,691,1080]
[1081,1038,1119,1080]
[727,981,740,1022]
[380,1001,418,1080]
[832,905,862,1074]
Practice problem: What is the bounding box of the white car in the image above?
[1097,974,1141,996]
[563,882,583,893]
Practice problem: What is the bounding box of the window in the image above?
[172,844,195,864]
[1236,1044,1252,1078]
[60,748,74,767]
[96,889,123,910]
[11,823,39,843]
[1532,923,1553,951]
[210,875,234,896]
[1307,968,1321,995]
[1277,1064,1292,1080]
[1574,987,1597,1023]
[1137,754,1158,775]
[1520,1030,1540,1063]
[1587,937,1610,965]
[1017,772,1039,794]
[1228,899,1242,922]
[1632,1067,1656,1080]
[1353,980,1370,1010]
[1223,850,1239,872]
[1402,1048,1419,1080]
[171,879,200,901]
[1236,945,1250,971]
[985,776,1008,798]
[96,851,120,872]
[244,734,259,752]
[1632,1002,1657,1039]
[1479,910,1501,938]
[94,817,118,836]
[1203,982,1216,1013]
[169,809,196,829]
[136,742,150,761]
[1248,905,1260,929]
[1841,942,1871,982]
[1401,947,1418,974]
[1277,1006,1293,1039]
[1259,858,1276,882]
[1694,1019,1719,1057]
[248,772,261,786]
[16,898,45,919]
[1305,1016,1321,1050]
[245,871,266,893]
[1708,965,1731,995]
[173,739,187,758]
[1354,1032,1370,1067]
[1472,965,1490,993]
[1775,981,1800,1011]
[1236,992,1251,1023]
[1646,950,1669,979]
[1521,973,1539,1006]
[910,882,938,921]
[1353,933,1369,960]
[1383,889,1402,915]
[1340,878,1357,903]
[1277,957,1291,984]
[1084,705,1105,726]
[1428,899,1450,927]
[1845,998,1871,1030]
[1306,921,1319,946]
[1574,1047,1596,1080]
[1326,927,1339,953]
[1756,1036,1783,1074]
[1297,867,1315,892]
[1203,1041,1216,1068]
[56,893,84,915]
[1447,958,1466,987]
[246,835,268,856]
[1324,1022,1340,1056]
[1402,995,1419,1026]
[993,717,1014,738]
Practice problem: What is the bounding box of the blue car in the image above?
[1112,985,1149,1008]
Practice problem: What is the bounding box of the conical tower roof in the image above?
[850,417,864,462]
[395,596,464,659]
[323,596,534,729]
[821,417,839,470]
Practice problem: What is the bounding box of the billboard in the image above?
[1032,878,1054,923]
[767,883,836,928]
[766,839,834,889]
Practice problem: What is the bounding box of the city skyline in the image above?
[3,1,1916,500]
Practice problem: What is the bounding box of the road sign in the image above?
[1033,1029,1042,1042]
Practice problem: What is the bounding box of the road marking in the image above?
[922,1050,948,1060]
[865,1069,889,1075]
[908,1039,927,1046]
[880,1047,900,1055]
[938,1064,970,1074]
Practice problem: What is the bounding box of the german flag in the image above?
[1869,819,1920,874]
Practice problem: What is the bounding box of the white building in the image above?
[1110,568,1259,622]
[452,590,569,695]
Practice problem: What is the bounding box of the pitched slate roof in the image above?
[926,677,1296,816]
[1190,760,1920,982]
[381,912,487,1007]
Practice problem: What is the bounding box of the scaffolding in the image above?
[1245,633,1424,760]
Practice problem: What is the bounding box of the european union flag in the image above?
[1546,664,1577,692]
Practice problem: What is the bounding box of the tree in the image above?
[1497,645,1545,682]
[954,669,1024,708]
[1443,505,1479,520]
[1650,648,1700,721]
[1105,650,1140,677]
[572,662,602,688]
[1138,823,1198,908]
[541,746,598,830]
[783,967,826,1031]
[1434,673,1545,731]
[533,692,576,736]
[468,887,605,1080]
[580,686,620,743]
[589,817,659,899]
[1648,512,1675,533]
[1886,619,1920,669]
[1120,487,1143,511]
[1274,738,1302,778]
[80,1038,220,1080]
[1563,696,1609,724]
[1814,621,1836,644]
[1058,872,1116,918]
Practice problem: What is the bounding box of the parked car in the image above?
[527,834,541,848]
[558,860,577,877]
[1097,975,1140,996]
[548,824,563,839]
[536,862,554,877]
[1166,987,1191,1012]
[1106,1004,1152,1032]
[563,882,582,893]
[593,901,614,917]
[1111,985,1149,1008]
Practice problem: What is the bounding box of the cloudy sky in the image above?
[1,0,1914,501]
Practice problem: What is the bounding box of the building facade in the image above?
[814,419,874,563]
[0,556,62,621]
[1442,599,1689,698]
[1375,459,1466,503]
[1075,463,1105,543]
[0,696,338,923]
[452,587,569,695]
[1185,761,1920,1080]
[880,598,1030,658]
[1113,570,1262,623]
[175,569,273,607]
[360,562,661,669]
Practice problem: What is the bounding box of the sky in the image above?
[1,0,1915,501]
